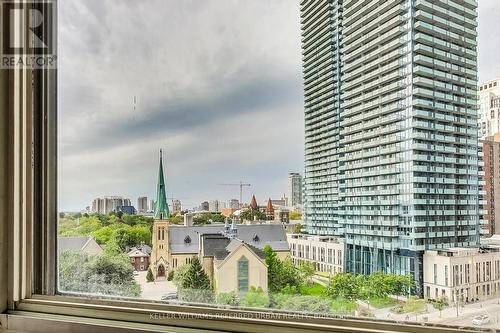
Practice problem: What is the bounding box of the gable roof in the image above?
[127,247,149,257]
[169,224,289,254]
[200,233,232,260]
[58,236,102,254]
[216,240,267,269]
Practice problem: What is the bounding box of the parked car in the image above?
[161,292,177,301]
[472,315,490,326]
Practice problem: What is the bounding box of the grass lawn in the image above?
[368,296,398,309]
[391,297,427,314]
[299,283,326,296]
[331,298,357,315]
[402,297,426,313]
[315,271,331,278]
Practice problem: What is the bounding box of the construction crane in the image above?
[219,181,251,207]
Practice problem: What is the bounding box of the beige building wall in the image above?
[214,244,268,294]
[150,219,170,278]
[423,248,500,302]
[287,234,344,274]
[479,78,500,139]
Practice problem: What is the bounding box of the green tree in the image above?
[91,226,114,245]
[324,273,360,300]
[146,267,154,282]
[241,287,269,308]
[289,211,302,221]
[128,224,152,246]
[58,250,141,297]
[292,223,303,233]
[240,209,266,222]
[431,296,448,317]
[193,212,226,225]
[299,261,316,286]
[172,265,190,288]
[169,215,183,225]
[182,257,211,290]
[263,245,302,292]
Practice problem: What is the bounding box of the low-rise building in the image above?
[287,234,343,274]
[423,247,500,302]
[116,205,136,215]
[200,233,268,294]
[128,247,150,271]
[150,219,290,280]
[58,236,103,256]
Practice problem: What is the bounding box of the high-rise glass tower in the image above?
[302,0,344,236]
[302,0,481,288]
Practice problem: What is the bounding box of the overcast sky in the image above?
[58,0,500,211]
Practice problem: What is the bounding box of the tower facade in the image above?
[301,0,344,236]
[287,172,303,207]
[479,78,500,139]
[150,149,171,279]
[301,0,481,289]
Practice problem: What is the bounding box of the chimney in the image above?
[184,213,193,227]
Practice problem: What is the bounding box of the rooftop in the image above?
[169,223,289,254]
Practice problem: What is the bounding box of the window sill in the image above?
[3,295,482,333]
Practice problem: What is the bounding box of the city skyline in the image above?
[58,0,500,211]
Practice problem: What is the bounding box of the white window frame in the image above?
[0,3,480,333]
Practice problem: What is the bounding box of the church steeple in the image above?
[154,149,169,219]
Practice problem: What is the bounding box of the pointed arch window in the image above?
[237,256,249,295]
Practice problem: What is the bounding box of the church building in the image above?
[149,150,290,291]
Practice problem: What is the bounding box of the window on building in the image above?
[237,257,249,295]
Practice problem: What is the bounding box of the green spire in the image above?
[154,149,169,219]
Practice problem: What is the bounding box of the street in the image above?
[134,271,177,301]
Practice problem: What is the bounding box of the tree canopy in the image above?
[240,209,266,222]
[263,245,303,293]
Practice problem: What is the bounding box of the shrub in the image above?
[216,291,240,306]
[167,270,175,281]
[146,267,154,282]
[278,295,331,313]
[241,287,270,308]
[330,297,357,315]
[178,288,215,304]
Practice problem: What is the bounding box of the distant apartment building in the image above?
[482,133,500,236]
[423,247,500,302]
[287,234,343,274]
[91,196,131,214]
[116,205,136,215]
[479,78,500,139]
[149,199,157,212]
[301,0,481,290]
[200,201,209,211]
[287,173,302,207]
[228,199,240,209]
[137,196,148,213]
[208,200,225,213]
[172,199,182,214]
